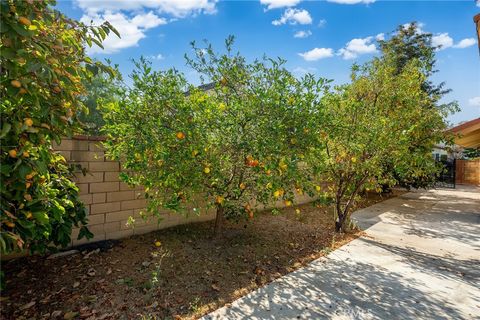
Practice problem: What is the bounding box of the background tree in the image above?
[0,0,117,269]
[308,55,454,232]
[378,22,459,189]
[101,37,326,235]
[78,62,123,135]
[462,147,480,159]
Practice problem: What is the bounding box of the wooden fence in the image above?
[455,159,480,186]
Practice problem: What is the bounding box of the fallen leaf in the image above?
[63,311,78,319]
[73,281,80,288]
[211,284,220,292]
[20,301,36,310]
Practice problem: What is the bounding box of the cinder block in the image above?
[92,193,106,204]
[105,210,134,222]
[120,182,144,191]
[79,194,93,205]
[107,191,135,203]
[90,201,121,214]
[68,162,89,173]
[133,224,161,235]
[77,183,89,195]
[89,162,119,172]
[71,151,105,162]
[89,182,119,193]
[104,172,120,182]
[107,229,133,240]
[73,172,104,184]
[87,213,105,225]
[54,139,89,151]
[57,150,71,161]
[103,221,121,233]
[121,199,147,210]
[89,141,105,152]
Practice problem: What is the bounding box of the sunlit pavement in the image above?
[203,186,480,320]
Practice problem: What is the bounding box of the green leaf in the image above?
[32,212,49,225]
[0,123,11,138]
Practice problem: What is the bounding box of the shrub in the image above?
[0,0,117,266]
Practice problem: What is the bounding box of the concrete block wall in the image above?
[54,136,216,246]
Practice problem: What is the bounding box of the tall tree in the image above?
[101,37,326,235]
[377,22,458,188]
[308,55,453,232]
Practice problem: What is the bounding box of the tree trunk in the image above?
[213,205,224,236]
[335,212,346,232]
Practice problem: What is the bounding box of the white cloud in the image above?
[260,0,301,10]
[131,11,166,28]
[468,96,480,107]
[432,33,454,50]
[338,36,377,59]
[75,0,218,17]
[453,38,476,49]
[326,0,375,4]
[81,11,167,54]
[375,33,385,41]
[318,19,327,27]
[148,53,164,60]
[272,8,312,26]
[298,48,334,61]
[294,30,312,38]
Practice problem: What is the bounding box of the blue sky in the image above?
[56,0,480,125]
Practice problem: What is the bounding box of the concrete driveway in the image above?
[203,186,480,319]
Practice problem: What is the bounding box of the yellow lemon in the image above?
[154,241,161,247]
[24,118,33,127]
[315,185,321,192]
[204,167,211,174]
[284,200,292,207]
[18,16,31,26]
[176,132,185,140]
[8,149,17,158]
[11,80,21,88]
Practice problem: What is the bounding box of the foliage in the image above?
[0,0,117,264]
[307,55,453,232]
[378,22,459,189]
[78,62,123,135]
[101,37,327,234]
[462,147,480,159]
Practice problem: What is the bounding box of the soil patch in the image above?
[1,191,403,320]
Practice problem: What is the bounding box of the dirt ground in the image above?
[1,191,402,320]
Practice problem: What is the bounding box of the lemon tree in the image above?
[0,0,117,264]
[307,55,454,232]
[102,37,327,234]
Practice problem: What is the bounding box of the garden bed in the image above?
[1,191,402,320]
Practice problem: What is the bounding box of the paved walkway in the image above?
[203,186,480,319]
